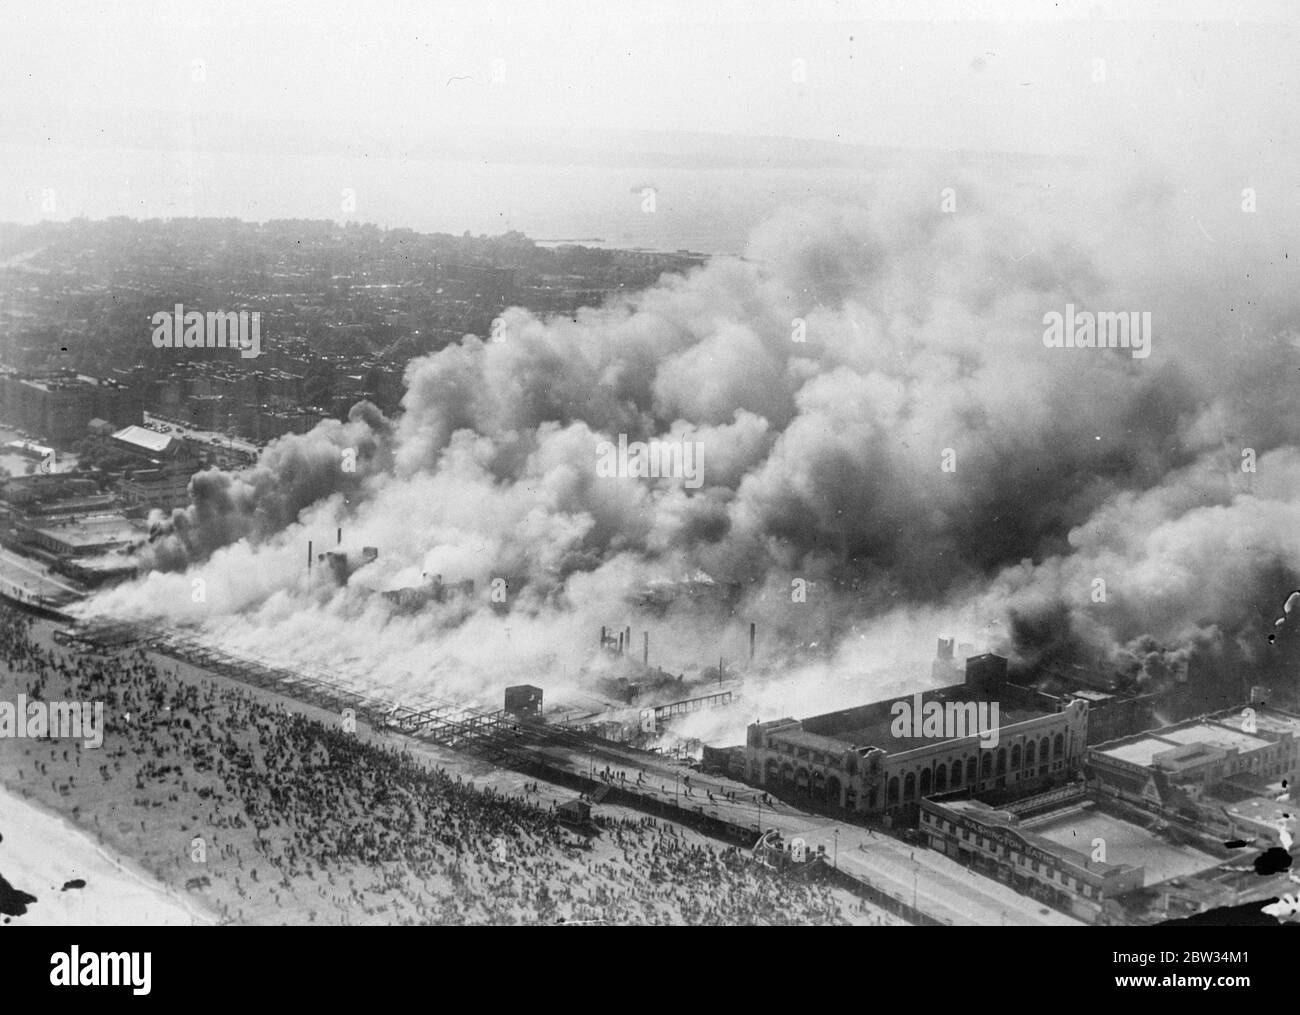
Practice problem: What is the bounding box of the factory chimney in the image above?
[600,626,606,650]
[749,622,756,664]
[337,527,342,546]
[618,631,624,655]
[307,540,313,572]
[643,631,649,665]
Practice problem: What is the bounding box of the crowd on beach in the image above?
[0,607,858,925]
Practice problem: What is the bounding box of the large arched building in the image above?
[745,654,1088,820]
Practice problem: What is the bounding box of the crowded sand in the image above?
[1,606,892,925]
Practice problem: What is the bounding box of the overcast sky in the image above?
[1,0,1296,234]
[2,0,1296,156]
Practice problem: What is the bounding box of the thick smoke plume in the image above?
[87,160,1300,721]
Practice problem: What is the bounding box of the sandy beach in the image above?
[0,607,890,925]
[0,783,208,925]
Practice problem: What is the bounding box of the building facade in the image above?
[745,654,1089,819]
[1,372,142,443]
[1086,704,1300,837]
[920,794,1145,922]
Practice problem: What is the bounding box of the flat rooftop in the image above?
[1099,736,1173,767]
[1068,689,1117,702]
[1244,711,1300,736]
[1092,707,1299,768]
[805,684,1051,753]
[833,705,1048,753]
[36,516,141,548]
[1221,796,1297,832]
[1158,722,1271,754]
[931,798,1143,880]
[1029,804,1219,884]
[113,425,174,454]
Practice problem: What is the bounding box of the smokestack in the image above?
[337,527,342,546]
[749,622,756,664]
[625,626,631,655]
[307,540,312,571]
[618,631,624,655]
[643,630,649,664]
[601,625,606,650]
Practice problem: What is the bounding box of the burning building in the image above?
[381,573,475,611]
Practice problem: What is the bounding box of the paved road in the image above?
[538,739,1082,926]
[24,607,1079,926]
[0,546,84,602]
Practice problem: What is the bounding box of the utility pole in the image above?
[833,828,839,870]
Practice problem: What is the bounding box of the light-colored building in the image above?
[112,425,178,459]
[1088,706,1300,802]
[117,468,194,511]
[745,654,1089,818]
[1086,704,1300,840]
[920,793,1145,922]
[28,514,142,556]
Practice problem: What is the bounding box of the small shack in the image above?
[504,684,543,718]
[556,798,592,826]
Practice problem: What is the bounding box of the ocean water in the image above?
[1,143,903,254]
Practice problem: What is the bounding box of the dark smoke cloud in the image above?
[142,402,394,570]
[89,163,1300,713]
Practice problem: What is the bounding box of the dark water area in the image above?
[0,870,38,917]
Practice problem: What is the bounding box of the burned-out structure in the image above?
[504,684,543,719]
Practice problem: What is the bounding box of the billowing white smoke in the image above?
[85,161,1300,716]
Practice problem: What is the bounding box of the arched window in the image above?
[1025,740,1036,768]
[966,757,978,784]
[1010,744,1021,770]
[980,754,992,781]
[888,777,899,804]
[935,763,948,791]
[904,772,916,800]
[1054,733,1064,759]
[920,768,932,796]
[996,748,1007,775]
[1040,738,1050,768]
